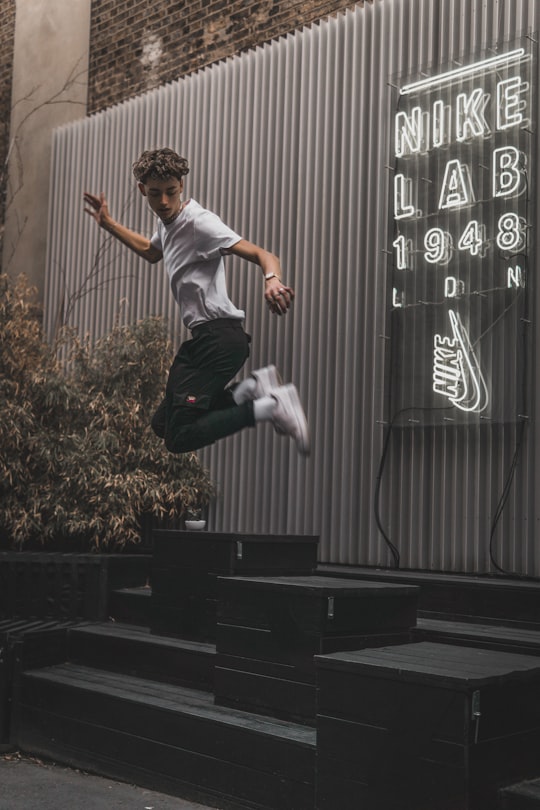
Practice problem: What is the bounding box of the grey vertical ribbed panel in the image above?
[44,0,540,575]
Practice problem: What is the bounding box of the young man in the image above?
[83,148,310,455]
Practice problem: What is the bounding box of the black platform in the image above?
[320,565,540,629]
[151,530,319,640]
[215,574,418,722]
[17,662,316,810]
[316,642,540,810]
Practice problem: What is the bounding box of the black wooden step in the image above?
[107,586,151,624]
[215,575,417,722]
[415,617,540,656]
[17,663,315,810]
[319,565,540,630]
[68,621,215,691]
[151,531,319,640]
[315,642,540,810]
[501,779,540,809]
[153,530,319,575]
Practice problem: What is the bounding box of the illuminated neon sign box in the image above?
[388,40,535,425]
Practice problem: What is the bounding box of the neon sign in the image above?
[388,40,534,425]
[433,310,490,414]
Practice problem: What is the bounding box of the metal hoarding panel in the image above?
[44,0,540,575]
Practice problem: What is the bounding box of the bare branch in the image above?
[3,56,89,212]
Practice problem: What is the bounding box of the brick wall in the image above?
[88,0,363,113]
[0,0,16,262]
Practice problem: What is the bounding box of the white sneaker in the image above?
[270,383,310,456]
[251,364,282,398]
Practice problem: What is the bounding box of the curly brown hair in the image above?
[132,148,190,183]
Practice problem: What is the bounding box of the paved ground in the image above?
[0,753,218,810]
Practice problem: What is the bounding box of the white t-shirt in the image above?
[150,199,245,329]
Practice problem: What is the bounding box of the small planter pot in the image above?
[184,520,206,531]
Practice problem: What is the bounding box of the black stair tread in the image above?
[502,779,540,798]
[417,617,540,647]
[71,621,215,654]
[316,641,540,685]
[319,564,540,592]
[111,586,151,596]
[23,663,315,745]
[219,574,417,596]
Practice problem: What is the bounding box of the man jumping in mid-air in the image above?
[84,147,310,456]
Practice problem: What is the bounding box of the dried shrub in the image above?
[0,274,214,550]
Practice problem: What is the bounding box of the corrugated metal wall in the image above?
[44,0,540,576]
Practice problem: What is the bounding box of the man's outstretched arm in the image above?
[83,192,163,264]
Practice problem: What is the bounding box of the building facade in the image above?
[0,0,357,285]
[0,0,16,260]
[42,0,540,577]
[86,0,362,114]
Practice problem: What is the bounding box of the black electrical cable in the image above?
[488,417,527,574]
[374,406,451,569]
[373,419,401,568]
[487,158,532,575]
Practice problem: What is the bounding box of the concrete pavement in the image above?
[0,753,220,810]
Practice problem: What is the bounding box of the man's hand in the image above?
[83,192,111,228]
[265,276,294,316]
[224,239,294,315]
[83,191,162,263]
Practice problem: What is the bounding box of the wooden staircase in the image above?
[7,535,540,810]
[10,531,416,809]
[17,654,315,809]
